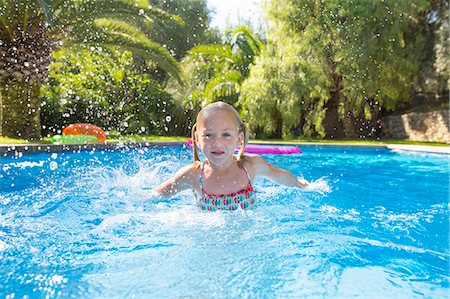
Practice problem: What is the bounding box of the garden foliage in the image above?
[41,48,178,136]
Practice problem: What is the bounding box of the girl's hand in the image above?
[297,179,309,188]
[140,189,160,199]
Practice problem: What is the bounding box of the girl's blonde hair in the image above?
[191,101,249,168]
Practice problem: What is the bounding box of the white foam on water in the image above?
[78,159,178,201]
[0,195,11,205]
[93,214,133,231]
[356,237,448,258]
[302,177,332,195]
[147,206,227,229]
[92,204,227,235]
[319,205,340,214]
[3,160,45,170]
[369,207,438,233]
[0,239,10,251]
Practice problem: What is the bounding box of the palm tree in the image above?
[180,25,263,106]
[0,0,182,139]
[164,25,262,136]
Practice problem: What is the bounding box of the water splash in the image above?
[1,146,448,298]
[303,177,332,195]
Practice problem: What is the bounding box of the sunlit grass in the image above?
[0,135,188,144]
[1,135,447,146]
[265,138,449,146]
[0,137,51,144]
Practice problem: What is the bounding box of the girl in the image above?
[154,101,308,211]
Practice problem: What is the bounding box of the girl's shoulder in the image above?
[241,154,274,176]
[241,154,269,173]
[174,162,201,179]
[242,154,267,166]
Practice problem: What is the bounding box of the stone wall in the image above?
[383,110,450,143]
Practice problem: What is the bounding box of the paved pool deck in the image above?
[383,144,450,154]
[0,141,449,155]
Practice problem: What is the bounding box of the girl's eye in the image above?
[204,133,212,138]
[223,133,231,137]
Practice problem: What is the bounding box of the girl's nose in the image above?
[212,136,225,144]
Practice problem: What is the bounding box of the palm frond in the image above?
[188,44,234,63]
[72,0,183,26]
[35,0,66,25]
[0,15,13,41]
[68,18,181,83]
[1,0,67,40]
[230,26,263,60]
[203,70,241,100]
[1,0,24,35]
[22,1,30,33]
[35,0,53,25]
[55,0,183,41]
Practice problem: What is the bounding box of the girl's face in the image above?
[194,110,243,167]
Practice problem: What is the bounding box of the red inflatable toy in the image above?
[62,123,106,142]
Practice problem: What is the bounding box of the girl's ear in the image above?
[238,130,244,145]
[194,130,199,145]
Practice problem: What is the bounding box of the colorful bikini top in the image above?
[197,161,256,211]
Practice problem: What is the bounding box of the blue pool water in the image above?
[0,144,448,298]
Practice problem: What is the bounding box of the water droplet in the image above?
[50,161,58,170]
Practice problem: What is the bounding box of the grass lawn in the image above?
[270,138,449,146]
[0,135,447,146]
[0,137,53,144]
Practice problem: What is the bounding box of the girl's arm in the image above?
[250,155,308,188]
[153,164,197,198]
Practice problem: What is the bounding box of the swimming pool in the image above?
[1,144,448,298]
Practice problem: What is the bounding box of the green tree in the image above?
[150,0,218,59]
[429,0,449,93]
[176,27,261,104]
[0,0,182,139]
[240,41,328,138]
[165,25,263,134]
[241,0,434,138]
[41,47,177,136]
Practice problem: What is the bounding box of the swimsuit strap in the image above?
[198,161,204,189]
[241,164,253,187]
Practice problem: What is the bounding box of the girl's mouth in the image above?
[211,150,225,156]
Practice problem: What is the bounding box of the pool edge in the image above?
[0,141,186,156]
[1,141,448,155]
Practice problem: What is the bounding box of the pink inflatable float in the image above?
[187,139,302,155]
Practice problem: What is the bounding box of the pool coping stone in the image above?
[1,141,448,156]
[0,141,186,156]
